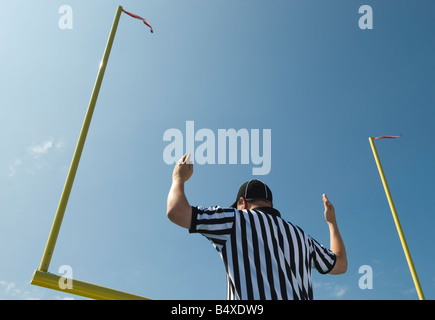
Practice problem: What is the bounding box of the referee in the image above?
[167,153,347,300]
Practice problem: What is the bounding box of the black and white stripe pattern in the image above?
[189,206,336,300]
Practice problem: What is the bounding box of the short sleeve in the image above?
[189,206,236,252]
[189,206,236,235]
[309,236,337,274]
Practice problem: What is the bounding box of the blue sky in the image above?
[1,0,434,300]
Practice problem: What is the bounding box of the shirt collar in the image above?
[253,206,281,218]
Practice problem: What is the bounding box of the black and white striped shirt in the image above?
[189,206,336,300]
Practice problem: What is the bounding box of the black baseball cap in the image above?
[231,179,273,208]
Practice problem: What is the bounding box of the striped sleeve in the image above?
[189,206,236,251]
[308,236,337,274]
[189,206,236,234]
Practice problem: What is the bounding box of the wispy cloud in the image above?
[0,279,76,300]
[8,159,22,177]
[333,285,348,298]
[28,137,54,158]
[400,287,417,297]
[7,137,64,177]
[313,281,349,299]
[0,280,39,300]
[0,280,16,292]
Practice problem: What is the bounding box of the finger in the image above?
[178,153,187,164]
[323,194,333,207]
[185,153,192,164]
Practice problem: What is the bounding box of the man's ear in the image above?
[238,197,248,210]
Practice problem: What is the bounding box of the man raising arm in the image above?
[167,153,193,229]
[166,154,347,275]
[166,153,348,300]
[323,193,347,275]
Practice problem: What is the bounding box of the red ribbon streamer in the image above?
[122,9,153,33]
[373,134,402,140]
